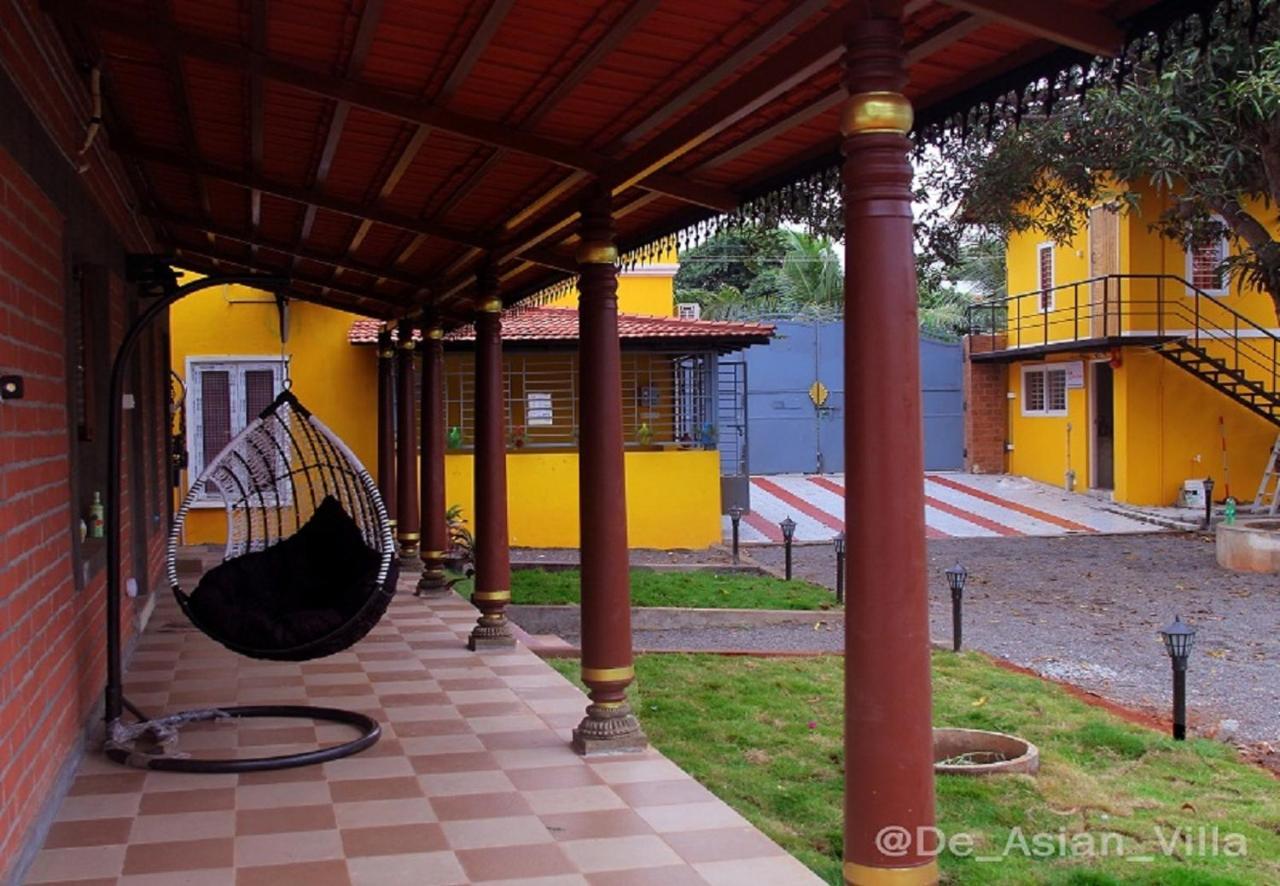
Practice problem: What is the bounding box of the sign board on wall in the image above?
[1063,361,1085,389]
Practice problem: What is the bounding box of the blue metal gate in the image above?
[743,320,962,474]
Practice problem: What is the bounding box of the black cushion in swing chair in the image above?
[188,496,391,656]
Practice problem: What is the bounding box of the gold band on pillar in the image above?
[581,665,634,683]
[574,241,619,266]
[481,298,503,314]
[398,531,420,542]
[421,550,445,559]
[844,861,939,886]
[427,327,444,340]
[841,91,913,136]
[471,590,511,603]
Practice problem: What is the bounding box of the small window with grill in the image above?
[1187,231,1229,295]
[1022,365,1068,416]
[1037,243,1055,311]
[186,359,285,502]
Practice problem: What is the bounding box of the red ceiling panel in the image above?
[58,0,1175,319]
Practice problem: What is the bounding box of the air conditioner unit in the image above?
[676,302,701,320]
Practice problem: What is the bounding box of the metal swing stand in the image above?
[103,260,381,772]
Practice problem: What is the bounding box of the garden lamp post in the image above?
[728,506,743,564]
[1202,476,1215,531]
[780,516,796,581]
[833,532,846,605]
[945,562,968,652]
[1159,614,1197,740]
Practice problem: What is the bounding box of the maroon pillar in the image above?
[376,329,397,535]
[841,7,937,886]
[571,186,646,754]
[396,320,420,567]
[468,265,515,648]
[418,323,450,596]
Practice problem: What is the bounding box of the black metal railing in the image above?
[967,274,1280,395]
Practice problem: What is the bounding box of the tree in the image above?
[775,229,843,317]
[917,2,1280,319]
[673,225,787,299]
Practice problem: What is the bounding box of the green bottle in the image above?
[1225,497,1237,525]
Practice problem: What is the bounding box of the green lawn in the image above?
[503,567,834,610]
[548,654,1280,885]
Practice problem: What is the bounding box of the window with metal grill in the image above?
[1022,365,1067,416]
[186,359,285,501]
[1188,232,1228,294]
[1037,243,1054,311]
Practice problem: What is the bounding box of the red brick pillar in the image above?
[961,336,1009,474]
[572,185,646,755]
[841,6,938,885]
[468,264,515,649]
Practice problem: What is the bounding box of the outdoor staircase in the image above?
[1155,339,1280,426]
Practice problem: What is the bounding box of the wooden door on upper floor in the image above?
[1089,205,1121,337]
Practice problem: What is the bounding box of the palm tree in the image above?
[776,230,842,317]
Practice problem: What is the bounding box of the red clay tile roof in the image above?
[349,307,773,349]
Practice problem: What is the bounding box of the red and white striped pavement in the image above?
[730,472,1158,542]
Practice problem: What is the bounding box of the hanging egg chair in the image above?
[102,272,402,773]
[168,389,398,661]
[107,389,398,772]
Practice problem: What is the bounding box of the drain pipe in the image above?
[1064,422,1076,492]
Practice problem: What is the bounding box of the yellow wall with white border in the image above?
[170,257,726,549]
[1001,184,1280,505]
[443,450,721,549]
[544,246,679,317]
[1006,354,1091,490]
[1006,349,1275,506]
[1006,184,1278,343]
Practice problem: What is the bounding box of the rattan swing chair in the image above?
[103,269,398,773]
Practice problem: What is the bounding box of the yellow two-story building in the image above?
[171,258,771,549]
[966,183,1280,508]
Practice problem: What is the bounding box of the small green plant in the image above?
[445,504,475,575]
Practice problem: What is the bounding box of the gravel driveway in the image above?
[749,532,1280,754]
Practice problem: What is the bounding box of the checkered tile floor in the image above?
[24,574,821,885]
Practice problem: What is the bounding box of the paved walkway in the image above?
[22,578,821,885]
[731,472,1159,542]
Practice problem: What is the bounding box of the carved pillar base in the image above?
[467,610,515,650]
[397,537,423,572]
[415,551,450,597]
[572,703,647,755]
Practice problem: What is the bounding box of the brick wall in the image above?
[962,336,1009,474]
[0,5,168,874]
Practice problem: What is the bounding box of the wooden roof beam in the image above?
[936,0,1123,56]
[51,1,734,211]
[148,212,430,294]
[118,143,492,250]
[340,0,513,288]
[173,250,403,317]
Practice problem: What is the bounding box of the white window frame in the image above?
[184,356,287,505]
[1185,221,1230,296]
[1021,363,1069,417]
[1036,242,1055,312]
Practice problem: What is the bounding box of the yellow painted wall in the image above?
[444,449,722,549]
[1006,354,1091,489]
[1001,184,1280,505]
[1113,348,1275,506]
[1006,349,1275,506]
[170,276,376,544]
[545,246,678,317]
[1005,185,1280,341]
